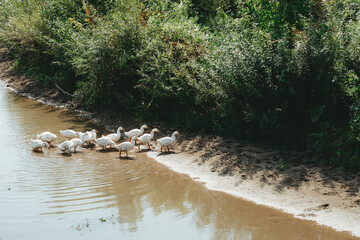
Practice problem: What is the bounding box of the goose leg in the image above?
[126,151,128,157]
[119,150,122,157]
[148,143,151,149]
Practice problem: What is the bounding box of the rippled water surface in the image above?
[0,85,358,240]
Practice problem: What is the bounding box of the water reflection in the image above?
[0,85,358,240]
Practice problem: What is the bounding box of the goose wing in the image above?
[125,129,140,138]
[30,139,42,149]
[106,133,118,142]
[157,137,172,146]
[139,134,151,142]
[116,142,132,150]
[95,137,112,147]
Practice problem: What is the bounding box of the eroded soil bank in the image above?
[1,47,360,237]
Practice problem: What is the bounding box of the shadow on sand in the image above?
[157,151,178,156]
[118,156,135,160]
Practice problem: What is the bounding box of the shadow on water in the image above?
[57,153,73,157]
[137,149,152,153]
[72,150,85,154]
[81,144,96,149]
[32,150,46,154]
[10,94,59,113]
[96,148,118,153]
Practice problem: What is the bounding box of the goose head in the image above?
[43,142,50,149]
[152,128,160,133]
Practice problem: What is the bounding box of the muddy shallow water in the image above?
[0,84,358,240]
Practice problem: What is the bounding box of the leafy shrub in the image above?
[136,2,208,128]
[1,0,360,171]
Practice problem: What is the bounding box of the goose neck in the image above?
[80,134,87,144]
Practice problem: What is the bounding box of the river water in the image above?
[0,84,357,240]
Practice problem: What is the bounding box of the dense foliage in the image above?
[1,0,360,171]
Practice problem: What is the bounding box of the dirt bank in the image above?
[1,47,360,237]
[0,48,74,107]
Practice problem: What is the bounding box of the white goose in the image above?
[60,129,79,140]
[30,139,50,152]
[138,128,160,149]
[115,137,137,157]
[89,129,97,143]
[95,136,116,150]
[58,140,74,155]
[78,131,87,139]
[83,129,97,145]
[105,127,124,142]
[157,131,180,152]
[70,132,89,152]
[37,131,57,147]
[124,125,148,143]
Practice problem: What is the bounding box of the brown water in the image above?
[0,84,358,240]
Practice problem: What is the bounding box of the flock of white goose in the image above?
[30,125,180,157]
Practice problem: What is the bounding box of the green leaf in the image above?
[309,106,324,123]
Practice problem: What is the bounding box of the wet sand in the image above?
[146,149,360,237]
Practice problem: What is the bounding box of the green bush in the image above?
[136,2,208,128]
[1,0,360,171]
[69,10,143,110]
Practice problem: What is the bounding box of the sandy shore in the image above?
[1,46,360,237]
[146,149,360,237]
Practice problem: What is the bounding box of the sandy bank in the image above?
[146,149,360,237]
